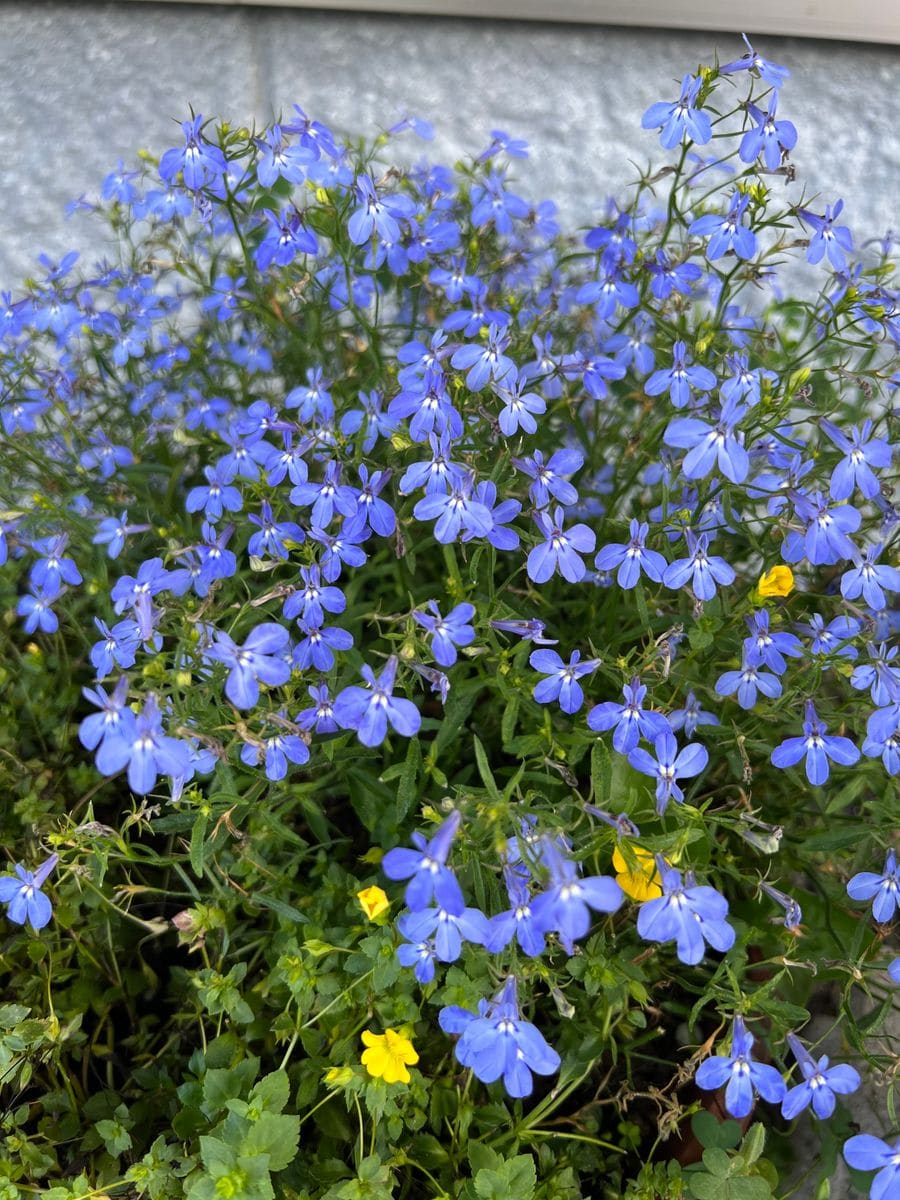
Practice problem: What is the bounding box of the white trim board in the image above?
[117,0,900,45]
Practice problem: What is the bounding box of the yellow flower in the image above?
[757,565,794,598]
[613,844,663,902]
[361,1028,419,1084]
[356,885,390,921]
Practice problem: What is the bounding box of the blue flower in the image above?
[397,904,488,963]
[413,474,493,544]
[494,372,546,436]
[663,531,735,601]
[347,174,416,245]
[438,976,561,1098]
[292,621,354,671]
[799,200,853,272]
[203,623,292,709]
[484,863,545,957]
[889,958,900,984]
[644,339,716,409]
[0,854,59,930]
[396,937,437,984]
[594,519,666,589]
[186,465,244,522]
[841,546,900,612]
[669,690,720,738]
[489,617,558,644]
[95,694,192,796]
[641,74,712,150]
[664,396,750,484]
[529,648,601,715]
[820,419,891,501]
[17,588,59,634]
[530,841,623,954]
[759,882,803,931]
[527,507,596,584]
[843,1132,900,1197]
[240,720,310,781]
[715,660,783,710]
[413,601,476,667]
[771,700,860,786]
[587,677,669,754]
[450,324,516,391]
[247,500,305,560]
[333,655,421,748]
[797,613,862,661]
[743,610,803,674]
[283,564,346,628]
[719,35,790,89]
[847,849,899,923]
[689,192,756,260]
[781,1033,860,1120]
[295,684,339,735]
[628,731,709,814]
[637,860,734,964]
[739,94,797,171]
[381,810,464,914]
[513,448,584,509]
[696,1017,786,1119]
[159,114,227,190]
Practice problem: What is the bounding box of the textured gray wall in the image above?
[0,3,898,287]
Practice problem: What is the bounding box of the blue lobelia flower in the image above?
[466,481,522,552]
[841,546,900,612]
[715,659,783,710]
[489,617,558,645]
[739,94,798,171]
[512,447,584,509]
[186,464,244,522]
[889,959,900,984]
[413,601,476,667]
[664,395,750,484]
[696,1017,786,1119]
[158,114,227,191]
[0,854,59,930]
[628,732,709,814]
[759,881,803,931]
[95,693,192,796]
[843,1132,900,1197]
[641,74,712,150]
[771,700,860,786]
[450,324,516,391]
[484,862,545,957]
[797,613,862,661]
[637,860,735,964]
[333,655,421,747]
[527,507,596,584]
[396,936,438,984]
[381,810,464,914]
[781,1033,860,1120]
[295,683,339,735]
[689,192,756,261]
[283,564,346,628]
[594,519,667,589]
[397,903,488,964]
[17,588,60,634]
[529,648,601,715]
[663,531,735,601]
[852,644,900,707]
[438,975,561,1098]
[798,199,853,272]
[847,849,899,923]
[862,716,900,776]
[668,690,720,738]
[587,677,669,754]
[644,339,716,409]
[343,465,396,538]
[240,720,310,781]
[247,500,305,560]
[291,621,353,671]
[743,610,803,674]
[820,419,892,501]
[347,174,416,245]
[719,34,790,89]
[413,474,493,545]
[203,623,292,710]
[494,372,546,436]
[782,490,863,565]
[530,840,623,954]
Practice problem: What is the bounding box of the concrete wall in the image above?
[0,3,897,286]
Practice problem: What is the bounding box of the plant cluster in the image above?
[0,34,897,1200]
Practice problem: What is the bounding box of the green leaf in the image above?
[95,1117,132,1157]
[473,735,501,802]
[474,1154,536,1200]
[590,738,612,806]
[691,1111,742,1150]
[189,812,208,878]
[241,1111,300,1172]
[740,1123,765,1166]
[701,1147,732,1179]
[396,736,421,822]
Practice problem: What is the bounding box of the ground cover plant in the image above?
[0,34,897,1200]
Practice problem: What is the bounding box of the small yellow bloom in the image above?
[357,885,390,921]
[324,1066,354,1088]
[757,565,794,598]
[361,1028,419,1084]
[613,844,663,902]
